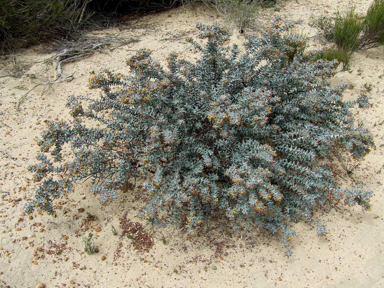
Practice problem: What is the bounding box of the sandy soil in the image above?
[0,0,383,287]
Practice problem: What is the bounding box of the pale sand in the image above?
[0,0,383,287]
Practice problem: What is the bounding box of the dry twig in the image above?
[1,150,21,167]
[16,84,42,111]
[15,36,139,110]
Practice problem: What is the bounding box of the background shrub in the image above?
[0,0,189,53]
[200,0,278,32]
[0,0,281,53]
[312,1,384,65]
[87,0,190,13]
[26,19,375,255]
[334,7,362,52]
[311,15,336,42]
[359,0,384,49]
[0,0,86,53]
[219,0,260,33]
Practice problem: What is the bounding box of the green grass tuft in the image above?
[334,8,363,52]
[359,0,384,49]
[316,46,352,70]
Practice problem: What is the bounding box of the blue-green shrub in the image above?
[26,18,375,254]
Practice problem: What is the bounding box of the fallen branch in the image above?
[55,73,74,83]
[15,36,138,110]
[55,42,108,80]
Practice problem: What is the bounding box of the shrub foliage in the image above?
[0,0,189,53]
[315,47,352,70]
[360,0,384,49]
[313,0,384,58]
[334,8,362,52]
[26,19,375,251]
[0,0,85,52]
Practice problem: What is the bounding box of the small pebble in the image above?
[35,284,45,288]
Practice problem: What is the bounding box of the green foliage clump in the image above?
[315,47,352,70]
[334,8,363,52]
[201,0,259,32]
[314,7,362,70]
[0,0,87,53]
[359,0,384,49]
[83,233,97,254]
[26,18,375,254]
[0,0,189,53]
[227,0,260,32]
[202,0,278,32]
[283,30,308,64]
[313,1,384,64]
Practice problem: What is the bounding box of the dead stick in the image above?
[2,150,21,167]
[55,44,103,80]
[16,83,42,111]
[0,74,17,78]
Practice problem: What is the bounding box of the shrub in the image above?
[311,15,336,42]
[26,18,375,254]
[228,0,260,33]
[283,30,308,64]
[88,0,190,13]
[359,0,384,49]
[0,0,87,53]
[0,0,190,53]
[334,8,363,52]
[313,1,384,52]
[201,0,259,33]
[201,0,278,33]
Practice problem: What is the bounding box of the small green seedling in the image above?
[83,233,97,255]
